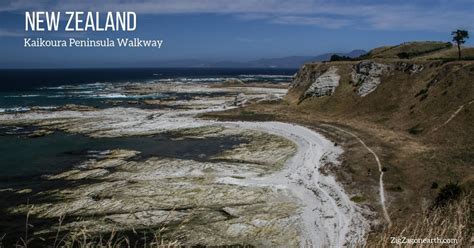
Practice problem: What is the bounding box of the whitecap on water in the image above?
[0,107,31,113]
[3,94,41,98]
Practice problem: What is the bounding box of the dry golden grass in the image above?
[418,47,474,60]
[362,41,453,59]
[1,205,184,248]
[4,224,182,248]
[201,58,474,245]
[366,194,472,247]
[359,41,474,61]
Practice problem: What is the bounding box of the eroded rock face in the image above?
[303,67,340,98]
[351,61,389,97]
[288,64,322,90]
[395,62,424,74]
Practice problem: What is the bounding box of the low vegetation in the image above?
[329,54,357,62]
[0,211,183,248]
[432,183,463,208]
[366,194,471,247]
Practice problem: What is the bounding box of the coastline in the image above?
[219,121,370,246]
[0,81,370,247]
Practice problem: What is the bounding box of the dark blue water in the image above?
[0,130,245,179]
[0,68,295,112]
[0,68,294,177]
[0,68,296,91]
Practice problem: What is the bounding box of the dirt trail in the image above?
[320,124,392,227]
[432,100,474,132]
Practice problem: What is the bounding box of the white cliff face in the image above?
[304,67,340,98]
[351,61,389,97]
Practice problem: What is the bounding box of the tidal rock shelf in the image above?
[6,129,300,246]
[0,83,369,247]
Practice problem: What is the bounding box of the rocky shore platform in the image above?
[0,82,368,247]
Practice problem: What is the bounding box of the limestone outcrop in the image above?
[351,61,389,97]
[395,62,424,74]
[303,66,340,98]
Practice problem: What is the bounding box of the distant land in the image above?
[155,50,367,68]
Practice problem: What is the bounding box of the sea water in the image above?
[0,68,295,112]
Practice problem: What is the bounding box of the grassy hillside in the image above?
[361,41,452,59]
[358,41,474,60]
[200,40,473,246]
[287,60,473,139]
[418,46,474,60]
[202,54,473,245]
[289,59,473,230]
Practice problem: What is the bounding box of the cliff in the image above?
[288,60,473,145]
[201,45,473,245]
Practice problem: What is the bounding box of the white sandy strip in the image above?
[217,121,369,247]
[320,124,391,227]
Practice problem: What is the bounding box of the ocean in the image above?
[0,68,296,112]
[0,67,295,179]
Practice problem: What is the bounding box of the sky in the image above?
[0,0,473,68]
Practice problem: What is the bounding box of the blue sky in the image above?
[0,0,473,68]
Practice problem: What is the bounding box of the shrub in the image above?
[350,196,366,203]
[389,186,403,192]
[407,124,424,135]
[397,52,410,59]
[329,54,355,61]
[432,183,462,208]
